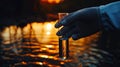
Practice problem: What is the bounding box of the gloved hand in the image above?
[55,7,102,40]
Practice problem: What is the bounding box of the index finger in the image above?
[55,12,74,28]
[55,19,66,28]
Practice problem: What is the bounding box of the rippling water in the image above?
[0,21,99,67]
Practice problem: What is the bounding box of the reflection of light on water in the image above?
[21,61,27,65]
[33,21,58,43]
[44,45,54,48]
[1,26,22,44]
[43,22,52,36]
[38,54,49,58]
[1,21,58,44]
[1,20,99,67]
[46,31,51,35]
[1,20,98,46]
[48,50,58,53]
[1,27,10,44]
[60,62,65,64]
[23,24,31,34]
[35,62,43,65]
[41,48,47,51]
[46,23,52,31]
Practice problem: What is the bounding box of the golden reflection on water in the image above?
[1,21,58,44]
[1,20,99,67]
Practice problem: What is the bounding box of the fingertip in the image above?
[56,31,61,36]
[55,19,68,28]
[55,22,62,28]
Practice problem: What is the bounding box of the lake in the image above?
[0,21,101,67]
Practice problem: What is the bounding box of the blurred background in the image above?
[0,0,116,21]
[0,0,119,67]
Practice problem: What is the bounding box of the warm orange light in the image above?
[46,23,52,31]
[41,0,64,4]
[21,61,27,65]
[55,0,62,4]
[48,0,61,4]
[60,62,65,64]
[35,62,43,65]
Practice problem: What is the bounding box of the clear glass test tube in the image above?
[58,13,69,60]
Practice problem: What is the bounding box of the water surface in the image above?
[0,21,99,67]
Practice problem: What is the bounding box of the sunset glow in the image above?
[41,0,64,4]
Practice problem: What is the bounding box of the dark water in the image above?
[0,22,101,67]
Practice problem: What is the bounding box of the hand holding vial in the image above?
[58,13,69,60]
